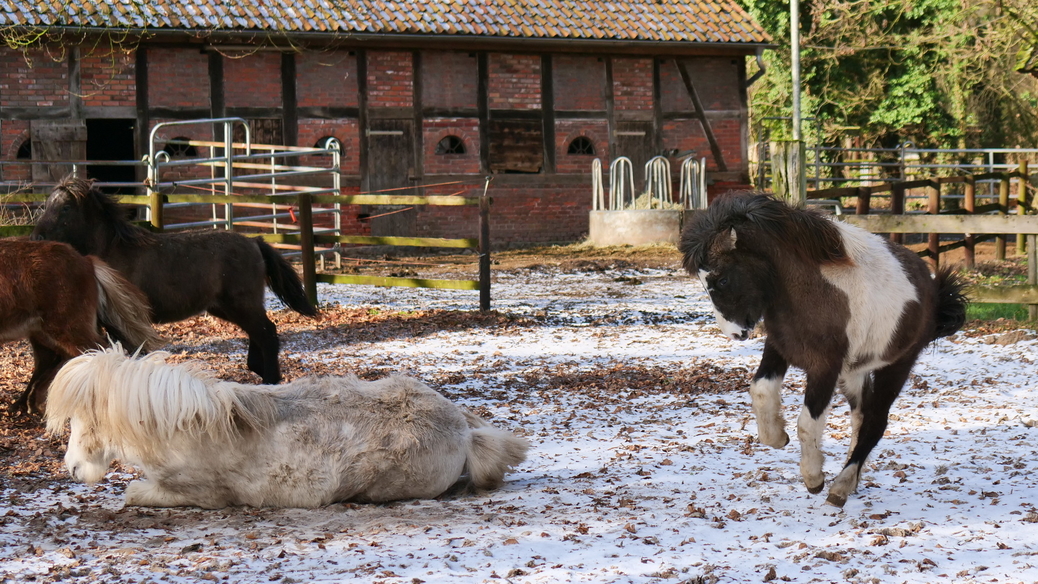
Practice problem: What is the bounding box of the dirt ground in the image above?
[0,240,1031,500]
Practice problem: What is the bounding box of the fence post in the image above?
[890,182,905,244]
[927,181,940,269]
[769,140,805,208]
[478,177,492,312]
[1029,234,1037,321]
[996,174,1010,260]
[964,176,976,268]
[855,187,870,215]
[1018,161,1029,255]
[297,192,317,307]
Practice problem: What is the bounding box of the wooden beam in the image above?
[259,233,478,248]
[967,285,1038,304]
[674,59,727,172]
[315,274,480,291]
[839,214,1038,235]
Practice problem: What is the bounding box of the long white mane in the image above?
[45,345,276,457]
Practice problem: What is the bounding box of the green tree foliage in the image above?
[740,0,1038,149]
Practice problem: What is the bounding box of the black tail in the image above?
[932,266,968,340]
[255,238,318,317]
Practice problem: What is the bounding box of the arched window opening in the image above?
[164,137,197,158]
[314,136,339,150]
[16,139,31,159]
[435,135,466,155]
[567,136,596,155]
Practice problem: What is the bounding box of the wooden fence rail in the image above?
[0,184,493,311]
[811,166,1036,317]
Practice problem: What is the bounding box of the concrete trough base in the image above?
[587,209,687,247]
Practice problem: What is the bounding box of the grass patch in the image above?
[967,303,1032,322]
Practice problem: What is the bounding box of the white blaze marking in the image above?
[697,269,749,341]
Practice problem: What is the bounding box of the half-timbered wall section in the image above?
[1,44,754,246]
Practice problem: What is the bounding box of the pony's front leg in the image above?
[125,480,213,508]
[827,360,913,508]
[750,341,790,448]
[798,368,839,494]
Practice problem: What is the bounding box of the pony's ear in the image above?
[712,227,738,253]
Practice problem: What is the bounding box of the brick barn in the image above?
[0,1,770,246]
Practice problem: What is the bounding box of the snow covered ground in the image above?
[2,262,1036,583]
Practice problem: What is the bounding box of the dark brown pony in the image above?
[31,177,318,385]
[680,192,967,507]
[0,239,162,414]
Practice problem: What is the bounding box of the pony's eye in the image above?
[716,277,729,288]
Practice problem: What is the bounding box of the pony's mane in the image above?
[680,191,848,273]
[53,176,156,246]
[45,345,279,457]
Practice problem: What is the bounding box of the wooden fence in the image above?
[808,165,1037,316]
[0,184,493,311]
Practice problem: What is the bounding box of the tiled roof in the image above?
[0,1,770,45]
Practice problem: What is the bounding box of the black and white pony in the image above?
[680,192,966,507]
[45,345,529,509]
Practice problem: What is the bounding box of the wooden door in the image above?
[31,121,87,183]
[613,121,655,191]
[366,119,416,236]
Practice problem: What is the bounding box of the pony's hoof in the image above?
[806,481,825,495]
[758,431,789,449]
[825,492,848,508]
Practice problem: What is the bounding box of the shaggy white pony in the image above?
[45,345,529,509]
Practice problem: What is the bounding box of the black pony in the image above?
[31,177,318,384]
[680,192,966,507]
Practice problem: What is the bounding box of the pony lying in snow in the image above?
[680,192,966,507]
[45,345,529,509]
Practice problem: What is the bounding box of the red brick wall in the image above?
[660,58,742,112]
[297,51,358,108]
[661,118,743,172]
[1,120,31,181]
[423,118,481,175]
[148,119,215,184]
[147,48,210,109]
[553,55,606,111]
[555,119,608,174]
[80,46,136,108]
[297,118,361,175]
[612,58,653,111]
[0,47,69,107]
[489,54,541,110]
[224,52,281,108]
[367,51,413,108]
[422,51,478,109]
[415,183,589,245]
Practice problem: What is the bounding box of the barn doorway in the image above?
[366,119,416,237]
[86,118,136,193]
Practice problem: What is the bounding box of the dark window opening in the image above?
[435,135,466,155]
[86,118,136,194]
[488,119,543,174]
[16,139,31,159]
[164,136,198,158]
[567,136,596,155]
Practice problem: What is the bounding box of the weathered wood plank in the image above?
[260,233,478,248]
[967,285,1038,304]
[315,274,480,290]
[840,214,1038,234]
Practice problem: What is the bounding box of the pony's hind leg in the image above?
[750,341,790,448]
[827,360,914,508]
[798,367,840,494]
[209,306,281,384]
[12,340,68,415]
